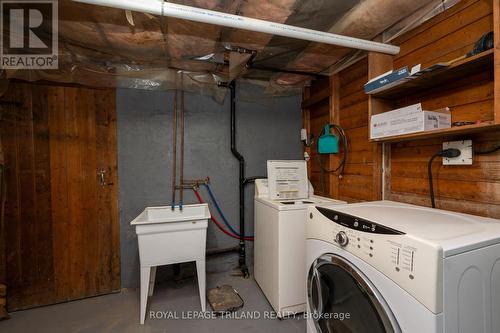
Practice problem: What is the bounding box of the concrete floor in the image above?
[0,271,305,333]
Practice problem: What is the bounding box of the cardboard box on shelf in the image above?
[370,103,451,139]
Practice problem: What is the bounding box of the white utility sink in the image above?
[131,204,211,324]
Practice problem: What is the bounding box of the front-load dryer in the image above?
[306,200,500,333]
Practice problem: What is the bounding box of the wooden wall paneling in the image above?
[383,0,500,219]
[94,89,120,292]
[303,0,499,216]
[73,87,97,298]
[12,85,34,299]
[0,99,11,317]
[390,192,500,217]
[62,86,86,299]
[1,83,120,310]
[387,0,495,130]
[367,52,394,117]
[394,0,493,68]
[382,143,392,200]
[396,0,491,58]
[392,0,482,47]
[329,75,340,198]
[494,0,500,123]
[303,87,311,180]
[49,86,70,302]
[334,58,383,202]
[371,140,383,200]
[2,84,53,308]
[30,86,55,303]
[56,87,120,300]
[338,101,369,129]
[366,54,388,201]
[0,98,5,318]
[389,131,500,218]
[391,175,500,204]
[367,48,394,208]
[393,70,494,124]
[306,77,333,197]
[368,53,393,80]
[395,14,492,68]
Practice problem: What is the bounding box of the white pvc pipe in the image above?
[73,0,400,55]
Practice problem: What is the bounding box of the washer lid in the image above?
[256,195,346,211]
[318,201,500,256]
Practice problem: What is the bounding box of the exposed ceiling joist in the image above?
[72,0,400,54]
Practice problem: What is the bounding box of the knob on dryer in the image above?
[335,231,349,247]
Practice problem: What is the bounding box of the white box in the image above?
[267,160,308,200]
[370,104,450,139]
[443,140,473,165]
[379,103,423,118]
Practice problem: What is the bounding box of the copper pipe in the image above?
[175,185,196,190]
[182,177,210,185]
[179,74,185,209]
[171,87,177,209]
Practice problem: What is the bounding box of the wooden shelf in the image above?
[369,49,494,99]
[370,122,500,143]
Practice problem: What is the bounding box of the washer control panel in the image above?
[308,206,443,314]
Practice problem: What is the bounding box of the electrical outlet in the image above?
[301,128,308,141]
[443,140,473,165]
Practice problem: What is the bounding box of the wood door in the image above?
[0,83,120,310]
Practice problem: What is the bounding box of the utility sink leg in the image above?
[140,266,151,324]
[196,260,206,312]
[149,266,157,296]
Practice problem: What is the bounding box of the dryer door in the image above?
[308,254,400,333]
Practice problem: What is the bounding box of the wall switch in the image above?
[443,140,473,165]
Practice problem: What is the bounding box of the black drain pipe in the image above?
[229,81,249,277]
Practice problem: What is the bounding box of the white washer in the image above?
[306,200,500,333]
[254,160,345,317]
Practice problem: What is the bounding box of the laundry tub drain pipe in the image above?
[229,81,248,277]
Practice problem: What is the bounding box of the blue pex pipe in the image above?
[203,183,254,238]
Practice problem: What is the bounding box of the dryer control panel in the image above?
[316,207,405,235]
[308,205,443,314]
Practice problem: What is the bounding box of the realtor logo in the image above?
[1,0,58,69]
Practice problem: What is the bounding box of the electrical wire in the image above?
[192,188,254,241]
[203,183,254,238]
[474,145,500,155]
[428,145,498,208]
[428,148,461,208]
[428,152,442,209]
[315,124,348,193]
[315,124,348,176]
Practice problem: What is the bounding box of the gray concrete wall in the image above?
[117,81,302,288]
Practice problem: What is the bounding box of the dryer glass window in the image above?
[308,254,398,333]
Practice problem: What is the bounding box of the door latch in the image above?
[97,169,114,186]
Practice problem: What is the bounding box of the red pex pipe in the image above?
[192,188,254,241]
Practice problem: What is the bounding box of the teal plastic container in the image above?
[318,124,339,154]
